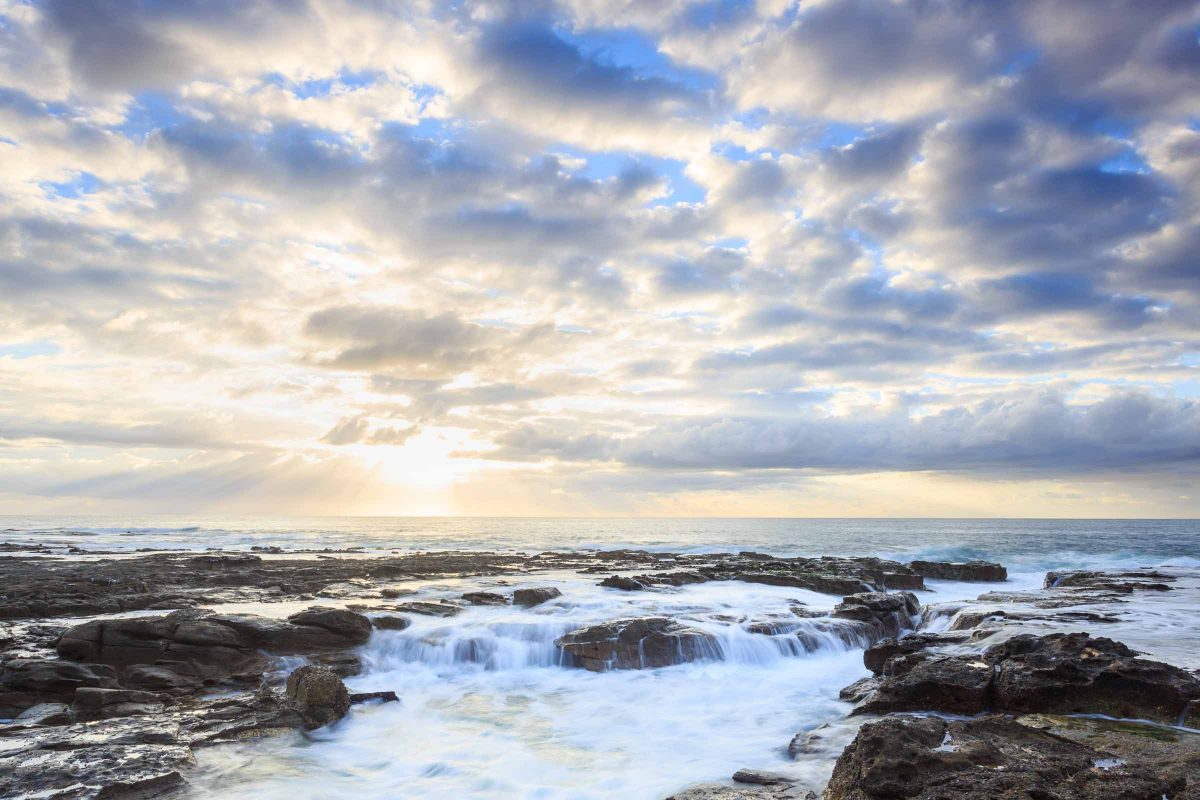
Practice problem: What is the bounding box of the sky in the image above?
[0,0,1198,518]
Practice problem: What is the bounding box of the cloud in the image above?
[0,0,1197,515]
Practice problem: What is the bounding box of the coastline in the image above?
[1,540,1198,798]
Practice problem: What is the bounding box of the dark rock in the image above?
[739,573,872,595]
[863,631,970,674]
[371,614,411,631]
[308,652,363,678]
[599,575,646,590]
[855,655,993,715]
[665,785,816,799]
[71,687,164,720]
[986,632,1200,723]
[392,601,462,617]
[12,702,73,726]
[286,606,373,640]
[0,658,118,715]
[189,553,262,569]
[0,717,194,800]
[908,560,1007,582]
[555,617,718,671]
[120,664,203,695]
[350,690,398,704]
[732,769,796,785]
[513,587,562,607]
[831,592,920,639]
[462,591,508,605]
[838,677,880,703]
[285,665,350,729]
[824,714,1180,800]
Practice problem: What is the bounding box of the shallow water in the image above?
[4,516,1197,797]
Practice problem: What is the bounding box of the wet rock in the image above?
[180,687,304,745]
[188,553,262,569]
[371,614,411,631]
[392,601,462,617]
[831,592,920,639]
[0,658,118,715]
[513,587,562,607]
[286,606,373,640]
[71,687,165,720]
[0,717,194,800]
[665,784,816,799]
[908,560,1007,582]
[285,665,351,729]
[863,631,970,675]
[738,573,872,595]
[308,651,363,678]
[732,769,796,785]
[838,677,880,703]
[555,617,718,671]
[986,632,1200,723]
[121,664,203,695]
[824,714,1180,800]
[350,690,399,704]
[462,591,508,605]
[855,655,993,715]
[13,702,72,726]
[599,575,646,590]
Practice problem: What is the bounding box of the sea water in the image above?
[2,516,1197,798]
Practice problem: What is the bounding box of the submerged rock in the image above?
[462,591,508,605]
[392,601,462,617]
[555,617,718,671]
[824,714,1184,800]
[285,665,350,730]
[599,575,646,590]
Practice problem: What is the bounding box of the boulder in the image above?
[462,591,508,605]
[555,617,718,671]
[599,575,645,591]
[370,614,411,631]
[392,601,462,617]
[513,587,562,607]
[285,665,351,730]
[863,631,970,675]
[854,656,993,715]
[908,560,1007,582]
[824,715,1181,800]
[12,702,73,726]
[831,592,920,639]
[985,632,1200,723]
[120,664,203,695]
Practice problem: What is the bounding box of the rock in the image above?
[849,631,1200,724]
[188,554,262,569]
[71,687,165,720]
[180,686,304,745]
[0,658,118,715]
[854,655,993,715]
[350,690,399,704]
[986,632,1200,723]
[308,651,363,678]
[120,664,203,695]
[599,575,645,590]
[462,591,508,605]
[831,592,920,639]
[286,606,373,641]
[824,714,1181,800]
[513,587,562,607]
[370,614,411,630]
[732,769,796,785]
[665,784,816,799]
[285,665,351,730]
[0,717,194,800]
[392,601,462,617]
[908,560,1007,582]
[838,677,880,703]
[555,617,718,671]
[13,702,73,726]
[862,631,970,675]
[738,573,872,595]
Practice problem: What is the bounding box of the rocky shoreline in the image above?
[1,544,1197,799]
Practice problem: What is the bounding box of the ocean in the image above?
[5,516,1198,799]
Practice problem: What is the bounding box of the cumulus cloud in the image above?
[0,0,1198,515]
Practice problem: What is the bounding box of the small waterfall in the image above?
[362,619,578,671]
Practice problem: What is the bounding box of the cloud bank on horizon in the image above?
[0,0,1198,517]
